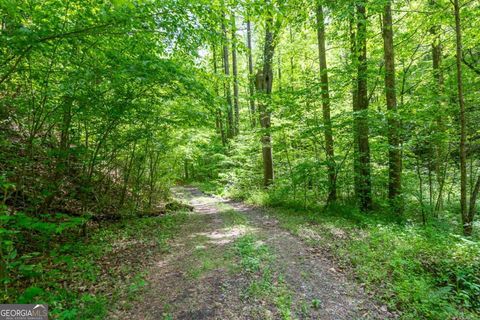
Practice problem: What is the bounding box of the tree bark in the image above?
[354,3,372,211]
[316,3,336,204]
[453,0,469,235]
[382,0,402,212]
[231,13,240,136]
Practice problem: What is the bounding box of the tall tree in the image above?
[256,0,279,187]
[231,13,240,136]
[382,0,402,212]
[349,14,360,201]
[430,0,446,213]
[222,13,234,139]
[354,2,372,211]
[453,0,468,235]
[316,2,336,204]
[246,17,256,128]
[213,45,227,146]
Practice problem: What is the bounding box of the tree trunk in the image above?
[382,0,402,212]
[246,18,256,128]
[430,0,446,214]
[231,14,240,136]
[453,0,469,235]
[213,45,226,146]
[277,50,282,92]
[222,14,234,139]
[349,16,360,200]
[256,9,277,187]
[354,3,372,211]
[316,3,336,204]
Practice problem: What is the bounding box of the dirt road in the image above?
[112,186,392,319]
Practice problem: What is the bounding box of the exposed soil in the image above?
[111,186,394,319]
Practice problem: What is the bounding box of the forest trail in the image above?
[113,186,393,319]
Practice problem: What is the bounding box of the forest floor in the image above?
[111,186,394,319]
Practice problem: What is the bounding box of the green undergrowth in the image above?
[195,183,480,320]
[1,210,188,319]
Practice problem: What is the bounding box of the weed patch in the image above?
[2,211,187,319]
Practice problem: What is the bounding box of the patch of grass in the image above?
[233,235,294,319]
[187,246,228,279]
[311,298,321,309]
[234,235,271,273]
[275,286,293,320]
[247,269,274,297]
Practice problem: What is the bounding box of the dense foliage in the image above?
[1,0,479,318]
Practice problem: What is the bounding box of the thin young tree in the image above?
[382,0,402,212]
[453,0,469,235]
[213,45,227,146]
[231,13,240,136]
[246,17,256,128]
[222,13,234,139]
[316,2,336,204]
[430,0,446,214]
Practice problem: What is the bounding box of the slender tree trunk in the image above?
[435,144,450,213]
[382,0,402,212]
[246,18,256,128]
[222,14,234,139]
[282,131,296,199]
[354,3,372,211]
[277,50,282,92]
[231,14,240,136]
[416,158,426,225]
[289,27,295,91]
[316,3,336,204]
[213,46,226,146]
[430,0,445,214]
[349,16,360,200]
[453,0,469,235]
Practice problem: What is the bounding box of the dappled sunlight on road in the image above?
[191,225,256,245]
